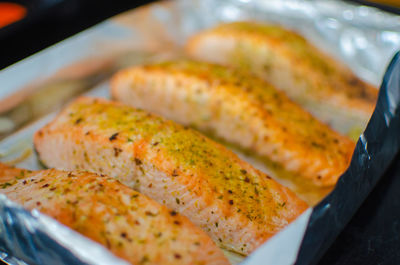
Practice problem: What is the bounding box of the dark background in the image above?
[1,0,400,264]
[0,0,153,69]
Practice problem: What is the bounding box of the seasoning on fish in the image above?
[0,163,229,265]
[185,21,378,135]
[34,97,308,255]
[110,60,355,187]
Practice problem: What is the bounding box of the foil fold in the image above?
[0,195,128,265]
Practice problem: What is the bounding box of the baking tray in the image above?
[0,0,399,264]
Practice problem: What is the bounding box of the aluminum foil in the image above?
[177,0,400,86]
[0,195,129,265]
[0,0,400,264]
[295,51,400,265]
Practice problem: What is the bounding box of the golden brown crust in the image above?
[186,21,378,132]
[34,97,308,255]
[0,163,230,265]
[111,60,355,186]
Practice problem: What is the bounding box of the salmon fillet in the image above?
[0,163,229,265]
[33,97,308,255]
[185,21,378,135]
[110,60,355,187]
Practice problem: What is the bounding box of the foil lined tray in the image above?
[0,0,399,264]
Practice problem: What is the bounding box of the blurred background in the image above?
[0,0,151,69]
[0,0,399,69]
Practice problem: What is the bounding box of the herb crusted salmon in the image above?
[185,21,378,135]
[33,97,308,255]
[0,163,229,265]
[110,60,355,187]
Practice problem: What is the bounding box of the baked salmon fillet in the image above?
[33,97,308,255]
[0,164,229,265]
[110,60,355,187]
[185,21,378,135]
